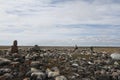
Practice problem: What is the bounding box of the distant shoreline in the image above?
[0,45,120,48]
[0,46,120,53]
[0,45,120,49]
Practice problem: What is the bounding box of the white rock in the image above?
[46,68,60,78]
[114,61,119,65]
[72,63,79,67]
[110,53,120,60]
[55,75,67,80]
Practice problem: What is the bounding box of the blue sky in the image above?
[0,0,120,46]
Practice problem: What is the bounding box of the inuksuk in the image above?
[11,40,18,53]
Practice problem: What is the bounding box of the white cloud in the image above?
[0,0,120,46]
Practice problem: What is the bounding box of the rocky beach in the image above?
[0,42,120,80]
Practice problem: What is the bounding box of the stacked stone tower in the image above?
[11,40,18,53]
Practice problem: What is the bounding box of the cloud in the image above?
[0,0,120,46]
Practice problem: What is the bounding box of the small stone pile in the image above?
[30,45,41,53]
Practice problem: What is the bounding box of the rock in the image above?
[31,67,40,72]
[30,67,46,80]
[0,68,11,73]
[82,78,91,80]
[72,63,79,67]
[110,53,120,60]
[73,73,80,77]
[0,57,11,66]
[88,61,93,65]
[55,75,67,80]
[0,68,11,76]
[3,73,13,80]
[46,68,60,78]
[23,77,30,80]
[114,61,119,65]
[10,62,20,67]
[31,71,46,80]
[30,61,42,68]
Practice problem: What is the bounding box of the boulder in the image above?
[110,53,120,60]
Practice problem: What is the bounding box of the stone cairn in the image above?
[30,45,40,53]
[11,40,18,53]
[73,45,78,52]
[90,46,94,53]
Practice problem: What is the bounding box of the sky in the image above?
[0,0,120,46]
